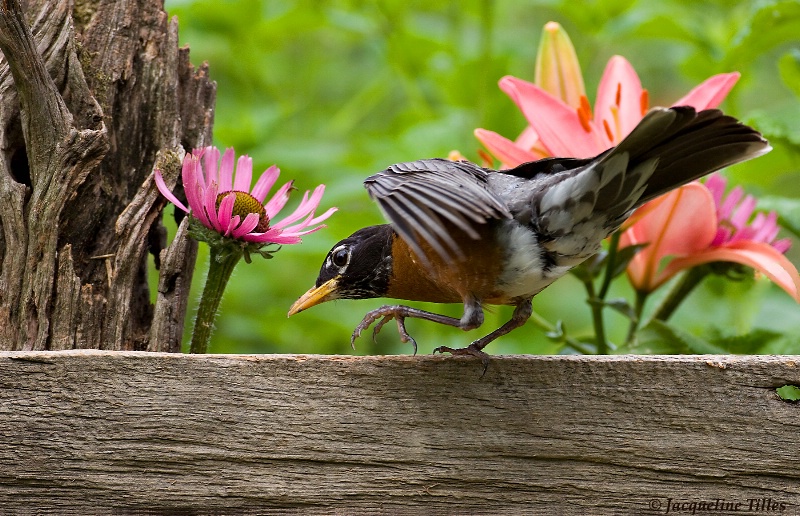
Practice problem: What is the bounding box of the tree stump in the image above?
[0,0,215,352]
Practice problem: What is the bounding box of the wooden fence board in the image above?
[1,351,799,515]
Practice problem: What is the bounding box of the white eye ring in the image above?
[328,245,350,271]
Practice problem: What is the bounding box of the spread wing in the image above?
[364,158,512,263]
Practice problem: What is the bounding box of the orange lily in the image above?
[475,22,740,165]
[621,176,800,301]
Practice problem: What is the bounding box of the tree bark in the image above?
[0,0,215,351]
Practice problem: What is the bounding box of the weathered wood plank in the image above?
[1,351,799,514]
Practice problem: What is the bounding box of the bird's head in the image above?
[288,225,394,316]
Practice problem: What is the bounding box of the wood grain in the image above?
[1,351,799,514]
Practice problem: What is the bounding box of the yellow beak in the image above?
[287,277,340,316]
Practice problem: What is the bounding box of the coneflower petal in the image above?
[219,148,236,192]
[264,181,295,219]
[233,213,261,239]
[234,154,253,192]
[251,165,280,203]
[204,182,222,232]
[217,192,236,232]
[154,170,189,213]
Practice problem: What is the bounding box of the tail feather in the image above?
[614,107,770,207]
[525,107,769,263]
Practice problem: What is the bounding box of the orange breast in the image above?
[384,224,511,305]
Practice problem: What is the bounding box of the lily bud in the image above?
[534,21,586,109]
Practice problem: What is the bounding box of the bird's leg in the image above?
[351,299,485,355]
[433,298,533,376]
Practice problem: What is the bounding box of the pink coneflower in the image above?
[154,146,336,354]
[705,174,791,252]
[155,147,336,245]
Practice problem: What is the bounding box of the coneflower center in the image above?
[216,191,270,233]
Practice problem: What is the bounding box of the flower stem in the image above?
[189,246,242,354]
[588,231,623,355]
[588,285,608,355]
[598,231,621,299]
[648,265,711,325]
[625,289,648,345]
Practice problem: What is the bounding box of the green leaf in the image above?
[705,327,783,354]
[629,14,699,45]
[627,320,686,354]
[604,298,638,321]
[635,319,729,355]
[546,320,566,342]
[778,49,800,99]
[726,1,800,69]
[742,110,800,148]
[570,251,607,282]
[776,385,800,401]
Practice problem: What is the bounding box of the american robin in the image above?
[288,107,769,369]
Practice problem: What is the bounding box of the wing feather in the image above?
[365,158,511,263]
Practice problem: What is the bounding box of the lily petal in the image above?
[620,194,669,231]
[660,241,800,302]
[672,72,740,110]
[594,56,644,142]
[514,126,541,150]
[475,128,544,168]
[623,183,717,291]
[499,76,607,158]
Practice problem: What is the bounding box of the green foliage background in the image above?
[162,0,800,355]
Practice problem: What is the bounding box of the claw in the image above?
[396,317,418,355]
[432,344,491,378]
[350,306,419,355]
[351,321,369,350]
[372,315,394,344]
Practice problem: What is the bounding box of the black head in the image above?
[288,225,394,315]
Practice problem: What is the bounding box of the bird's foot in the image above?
[351,306,418,355]
[432,343,491,377]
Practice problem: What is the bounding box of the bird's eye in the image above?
[332,248,349,268]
